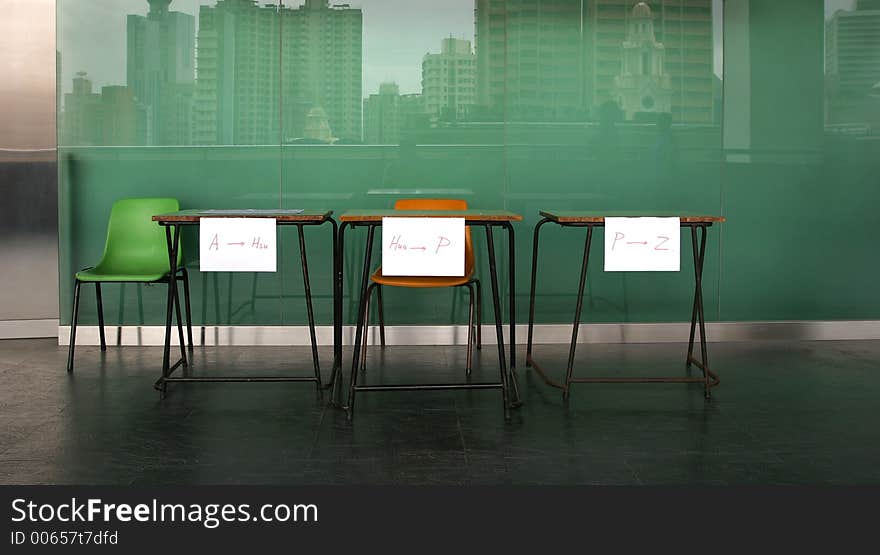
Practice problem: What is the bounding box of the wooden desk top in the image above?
[539,210,725,224]
[340,210,523,223]
[153,209,333,223]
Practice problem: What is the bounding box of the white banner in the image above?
[381,217,465,277]
[604,217,681,272]
[199,218,277,272]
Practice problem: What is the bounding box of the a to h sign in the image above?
[199,218,277,272]
[381,217,465,276]
[604,217,680,272]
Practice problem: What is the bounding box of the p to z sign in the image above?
[381,217,465,276]
[604,217,681,272]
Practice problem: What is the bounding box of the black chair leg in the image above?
[67,279,82,373]
[116,283,125,345]
[95,282,106,352]
[180,269,194,349]
[475,279,482,349]
[376,284,386,348]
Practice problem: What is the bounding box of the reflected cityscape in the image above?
[60,0,719,146]
[59,0,879,146]
[825,0,880,132]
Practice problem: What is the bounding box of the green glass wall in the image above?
[57,0,880,328]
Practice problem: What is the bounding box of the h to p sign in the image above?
[199,217,277,272]
[381,217,465,277]
[604,217,680,272]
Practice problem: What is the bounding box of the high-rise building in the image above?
[475,0,589,121]
[589,1,714,124]
[194,0,280,145]
[127,0,195,145]
[825,1,880,125]
[858,0,880,11]
[399,93,427,130]
[364,82,402,145]
[62,72,102,145]
[363,83,426,145]
[613,2,672,121]
[62,74,144,145]
[194,0,362,145]
[100,86,142,146]
[281,0,363,142]
[422,38,477,121]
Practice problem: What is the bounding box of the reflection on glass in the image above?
[60,0,725,147]
[280,0,362,144]
[60,0,365,146]
[825,0,880,133]
[58,1,730,326]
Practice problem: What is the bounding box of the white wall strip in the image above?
[54,321,880,346]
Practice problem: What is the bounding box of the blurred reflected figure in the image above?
[382,133,421,189]
[652,112,677,184]
[591,99,623,202]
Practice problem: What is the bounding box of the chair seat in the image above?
[370,266,474,288]
[76,267,169,283]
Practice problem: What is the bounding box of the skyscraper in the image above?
[475,0,589,121]
[127,0,195,145]
[588,1,715,124]
[364,82,402,145]
[62,72,102,145]
[281,0,363,142]
[422,38,477,121]
[193,0,362,145]
[62,74,143,146]
[193,0,280,145]
[825,1,880,125]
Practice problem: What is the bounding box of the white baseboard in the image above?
[54,320,880,346]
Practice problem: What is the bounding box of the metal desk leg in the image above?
[324,219,340,397]
[504,222,521,407]
[347,224,376,421]
[172,267,187,368]
[526,217,552,366]
[180,268,194,349]
[563,226,593,402]
[297,224,323,399]
[484,225,511,420]
[687,226,705,366]
[157,224,184,397]
[330,221,347,407]
[687,224,718,399]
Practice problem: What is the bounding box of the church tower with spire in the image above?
[612,2,672,121]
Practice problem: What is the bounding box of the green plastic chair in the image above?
[67,198,193,372]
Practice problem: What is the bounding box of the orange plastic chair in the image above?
[361,199,482,373]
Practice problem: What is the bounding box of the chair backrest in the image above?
[97,198,181,276]
[393,198,474,273]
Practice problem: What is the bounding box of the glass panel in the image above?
[506,0,723,324]
[279,0,504,326]
[57,0,283,327]
[57,0,880,329]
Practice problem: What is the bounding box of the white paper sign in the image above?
[604,217,680,272]
[381,217,465,276]
[199,218,277,272]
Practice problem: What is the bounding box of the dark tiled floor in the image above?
[0,338,878,484]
